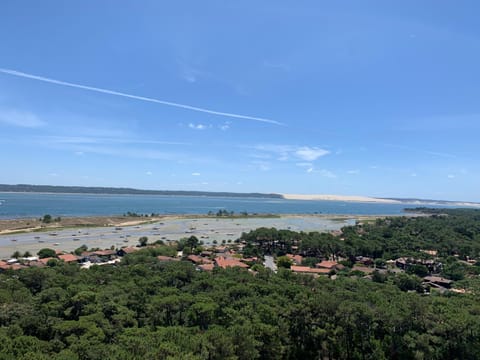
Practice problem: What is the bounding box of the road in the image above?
[264,255,277,272]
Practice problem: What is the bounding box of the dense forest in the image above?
[0,184,282,199]
[1,256,480,360]
[1,208,480,359]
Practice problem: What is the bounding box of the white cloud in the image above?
[0,109,46,128]
[188,123,209,130]
[347,169,360,175]
[447,174,455,179]
[146,171,152,176]
[411,173,417,177]
[295,147,330,161]
[192,172,201,176]
[252,144,330,162]
[74,151,84,156]
[219,122,231,131]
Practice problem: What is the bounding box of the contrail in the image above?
[0,68,283,126]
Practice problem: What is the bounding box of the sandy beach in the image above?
[283,194,401,204]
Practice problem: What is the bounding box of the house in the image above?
[198,263,215,271]
[355,256,373,266]
[58,254,79,263]
[157,255,179,262]
[117,247,139,256]
[290,266,331,275]
[0,261,25,271]
[93,249,117,258]
[395,257,408,270]
[186,254,211,265]
[316,260,341,270]
[423,276,453,288]
[286,254,303,265]
[38,257,54,265]
[215,256,249,269]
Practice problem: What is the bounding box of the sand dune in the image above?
[283,194,401,204]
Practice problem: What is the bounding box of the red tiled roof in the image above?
[198,263,215,271]
[286,254,303,264]
[121,247,139,254]
[291,266,330,274]
[215,256,249,269]
[58,254,78,263]
[0,263,25,270]
[316,260,338,269]
[93,250,116,256]
[38,257,54,264]
[157,256,179,262]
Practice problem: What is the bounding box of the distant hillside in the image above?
[0,184,283,199]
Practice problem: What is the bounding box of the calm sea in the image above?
[0,192,447,219]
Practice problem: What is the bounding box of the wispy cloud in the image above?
[219,122,230,131]
[384,143,457,159]
[38,135,188,146]
[0,108,46,128]
[295,147,330,161]
[191,172,201,176]
[0,68,284,125]
[347,169,360,175]
[252,144,330,162]
[188,123,209,130]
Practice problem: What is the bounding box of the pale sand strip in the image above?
[283,194,401,204]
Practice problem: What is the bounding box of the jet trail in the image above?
[0,68,283,126]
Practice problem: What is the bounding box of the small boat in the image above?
[53,243,60,246]
[38,240,45,243]
[123,239,128,243]
[73,238,80,241]
[11,239,17,242]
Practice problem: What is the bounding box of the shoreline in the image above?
[0,213,395,259]
[0,213,376,236]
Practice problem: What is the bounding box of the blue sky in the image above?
[1,1,479,201]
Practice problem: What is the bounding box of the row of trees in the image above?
[241,209,480,261]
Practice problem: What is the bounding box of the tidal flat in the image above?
[0,214,361,259]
